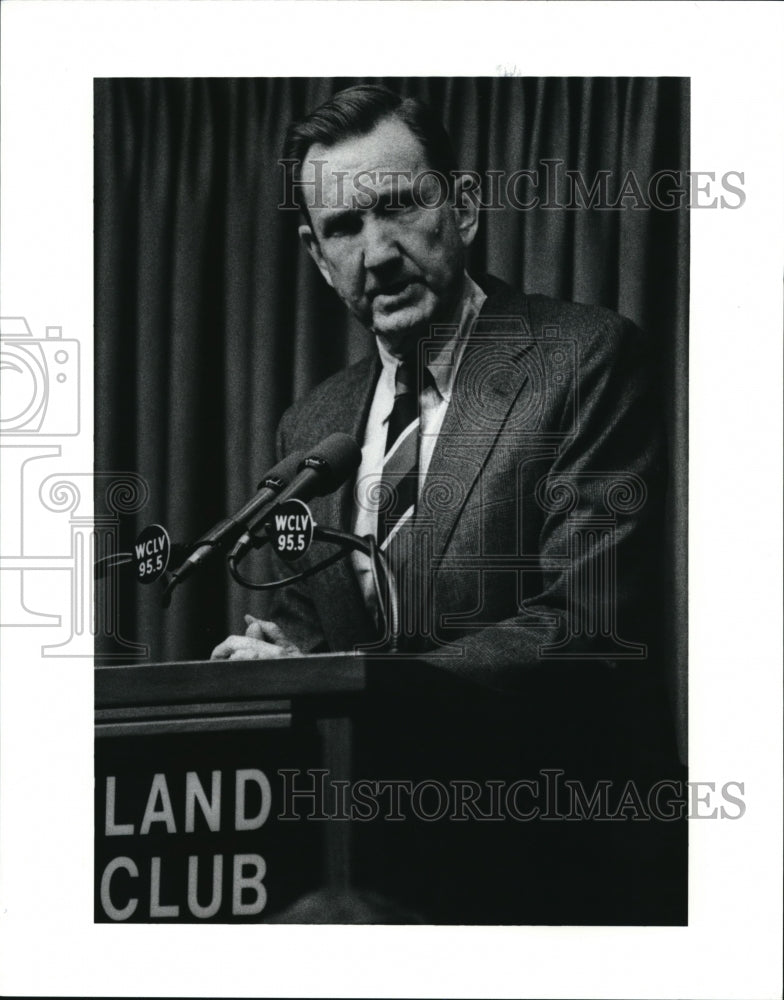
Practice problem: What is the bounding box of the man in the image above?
[212,85,682,923]
[211,84,664,689]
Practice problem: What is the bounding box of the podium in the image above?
[95,654,687,925]
[94,654,379,922]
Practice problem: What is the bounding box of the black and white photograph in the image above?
[94,76,689,926]
[0,2,781,997]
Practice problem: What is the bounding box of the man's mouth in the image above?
[371,280,419,306]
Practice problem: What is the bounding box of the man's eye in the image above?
[326,215,362,237]
[379,191,415,213]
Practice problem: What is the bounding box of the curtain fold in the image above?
[95,77,688,753]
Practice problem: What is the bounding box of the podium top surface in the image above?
[94,653,369,708]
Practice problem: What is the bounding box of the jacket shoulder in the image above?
[277,354,378,452]
[480,277,649,365]
[526,293,637,334]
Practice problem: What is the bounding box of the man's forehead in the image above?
[298,117,429,206]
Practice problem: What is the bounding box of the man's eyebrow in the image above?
[317,183,417,236]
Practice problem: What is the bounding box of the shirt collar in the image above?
[375,273,487,403]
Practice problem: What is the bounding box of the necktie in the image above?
[376,357,422,548]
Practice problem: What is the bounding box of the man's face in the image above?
[298,116,477,353]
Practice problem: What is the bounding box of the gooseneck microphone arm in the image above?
[162,433,362,608]
[162,450,305,604]
[223,432,399,648]
[229,433,363,562]
[227,525,400,654]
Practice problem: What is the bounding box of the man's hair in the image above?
[283,84,458,217]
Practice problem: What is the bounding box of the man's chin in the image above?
[370,302,435,348]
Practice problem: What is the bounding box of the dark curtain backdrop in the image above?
[95,77,688,755]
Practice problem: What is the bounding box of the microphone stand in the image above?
[226,525,401,654]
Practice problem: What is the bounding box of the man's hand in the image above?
[210,615,303,660]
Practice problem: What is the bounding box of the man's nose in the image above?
[362,216,400,270]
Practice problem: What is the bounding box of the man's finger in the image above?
[244,615,288,645]
[211,635,269,659]
[245,619,265,639]
[259,620,289,645]
[211,635,243,659]
[228,647,275,660]
[211,634,289,661]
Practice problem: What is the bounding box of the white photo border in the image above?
[1,2,782,998]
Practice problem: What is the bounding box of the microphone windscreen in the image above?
[257,449,306,491]
[308,432,362,494]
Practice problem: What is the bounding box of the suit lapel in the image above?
[317,354,379,531]
[423,286,534,561]
[308,355,380,648]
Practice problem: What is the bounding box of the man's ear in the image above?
[452,172,480,249]
[298,224,334,288]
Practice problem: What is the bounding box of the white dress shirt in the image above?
[351,273,487,609]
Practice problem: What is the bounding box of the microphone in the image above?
[166,449,305,587]
[229,432,362,562]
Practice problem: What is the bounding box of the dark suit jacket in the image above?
[270,275,666,690]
